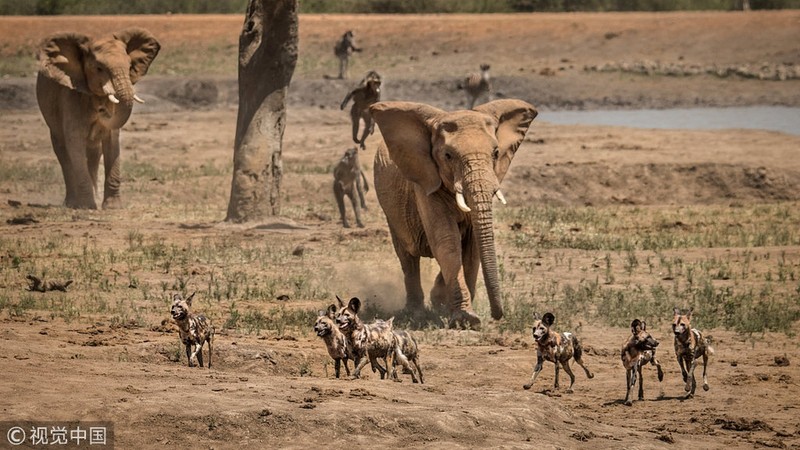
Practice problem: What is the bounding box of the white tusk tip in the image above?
[108,94,120,104]
[133,94,145,104]
[495,190,507,205]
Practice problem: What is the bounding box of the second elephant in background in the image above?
[333,147,369,228]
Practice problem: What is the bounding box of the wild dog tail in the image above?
[572,334,584,361]
[705,335,715,357]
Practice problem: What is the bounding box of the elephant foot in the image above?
[342,222,351,228]
[448,309,481,330]
[356,222,365,228]
[66,198,98,210]
[102,196,123,210]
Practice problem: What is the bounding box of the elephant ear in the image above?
[37,32,91,93]
[113,28,161,85]
[474,99,538,183]
[370,101,445,195]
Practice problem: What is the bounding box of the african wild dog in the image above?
[314,304,351,378]
[458,63,492,109]
[333,147,369,228]
[334,296,415,380]
[340,70,382,149]
[334,30,362,79]
[621,319,664,406]
[523,312,593,393]
[391,329,424,384]
[170,292,214,368]
[673,307,713,398]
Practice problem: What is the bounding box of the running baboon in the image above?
[340,70,382,149]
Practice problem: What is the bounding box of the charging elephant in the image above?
[371,99,537,329]
[36,28,160,209]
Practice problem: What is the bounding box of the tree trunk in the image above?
[226,0,298,222]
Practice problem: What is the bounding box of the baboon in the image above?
[340,70,382,149]
[458,63,492,109]
[334,30,362,79]
[333,147,369,228]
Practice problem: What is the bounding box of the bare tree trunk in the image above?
[226,0,298,222]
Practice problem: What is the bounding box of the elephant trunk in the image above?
[106,67,135,129]
[463,165,504,320]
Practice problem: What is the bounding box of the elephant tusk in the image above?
[456,191,471,213]
[495,190,507,205]
[108,94,120,104]
[133,94,145,104]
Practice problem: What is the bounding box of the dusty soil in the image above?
[1,12,800,449]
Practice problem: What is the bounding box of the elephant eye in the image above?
[492,147,500,161]
[444,152,452,161]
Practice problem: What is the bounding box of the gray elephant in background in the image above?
[36,28,160,209]
[371,99,537,329]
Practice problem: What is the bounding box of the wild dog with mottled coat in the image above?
[340,70,382,149]
[391,329,424,384]
[314,304,351,378]
[334,296,415,380]
[621,319,664,406]
[458,63,492,109]
[673,307,713,398]
[334,30,362,79]
[523,312,593,393]
[170,292,214,368]
[333,147,369,228]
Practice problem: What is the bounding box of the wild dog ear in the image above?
[686,307,693,320]
[542,312,555,327]
[532,312,540,321]
[673,307,681,317]
[326,304,338,319]
[386,317,395,327]
[172,293,183,304]
[348,297,361,314]
[336,295,345,307]
[641,320,647,331]
[317,310,326,317]
[185,292,195,306]
[630,319,642,334]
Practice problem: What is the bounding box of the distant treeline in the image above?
[0,0,795,15]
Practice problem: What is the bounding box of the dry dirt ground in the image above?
[1,12,800,449]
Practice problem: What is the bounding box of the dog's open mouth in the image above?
[315,328,328,337]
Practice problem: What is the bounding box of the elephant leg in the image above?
[102,130,122,209]
[50,131,78,207]
[426,224,478,329]
[86,142,102,195]
[61,112,97,209]
[333,182,349,228]
[389,228,424,313]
